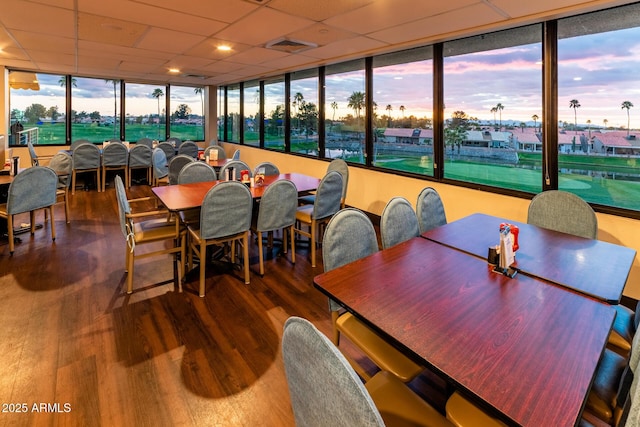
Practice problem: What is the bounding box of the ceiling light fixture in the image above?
[217,45,232,52]
[168,68,180,74]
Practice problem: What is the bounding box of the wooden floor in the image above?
[0,179,448,427]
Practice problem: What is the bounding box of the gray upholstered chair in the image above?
[219,160,252,181]
[232,149,241,160]
[71,142,102,194]
[168,154,194,185]
[527,190,597,239]
[323,208,424,383]
[282,317,452,427]
[177,161,217,184]
[251,179,298,276]
[114,175,185,294]
[70,139,90,150]
[166,137,182,148]
[48,152,73,224]
[204,145,226,160]
[157,141,175,163]
[127,144,153,187]
[152,148,169,186]
[187,181,253,297]
[0,167,58,254]
[295,170,342,268]
[416,187,447,234]
[254,161,280,176]
[380,196,420,249]
[101,141,128,191]
[178,140,199,158]
[136,137,154,148]
[299,158,349,209]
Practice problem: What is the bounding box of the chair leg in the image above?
[72,170,76,195]
[126,250,134,294]
[49,207,56,242]
[97,169,102,192]
[199,241,206,297]
[331,310,341,345]
[7,214,14,255]
[289,225,296,264]
[102,168,106,192]
[64,190,70,224]
[30,211,36,235]
[258,231,264,276]
[178,234,185,293]
[243,232,250,284]
[311,219,317,267]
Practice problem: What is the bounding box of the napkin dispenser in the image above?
[491,224,518,278]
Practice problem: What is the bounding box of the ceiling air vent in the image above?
[181,74,207,79]
[265,38,317,53]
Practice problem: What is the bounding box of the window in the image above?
[264,78,285,151]
[169,85,204,142]
[124,83,166,142]
[243,81,261,147]
[372,48,434,175]
[290,70,319,155]
[325,60,366,163]
[443,26,543,193]
[558,4,640,210]
[71,77,120,143]
[218,86,225,142]
[9,71,66,145]
[227,85,240,143]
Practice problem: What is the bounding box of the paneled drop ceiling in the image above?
[0,0,634,86]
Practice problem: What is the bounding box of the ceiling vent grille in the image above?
[265,38,317,53]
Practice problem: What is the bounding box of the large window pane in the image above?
[325,60,366,163]
[290,70,319,155]
[124,83,166,142]
[443,25,543,192]
[9,71,66,146]
[227,85,240,143]
[218,86,224,142]
[558,4,640,210]
[71,77,120,143]
[373,47,433,176]
[170,85,204,142]
[264,78,285,150]
[243,81,260,147]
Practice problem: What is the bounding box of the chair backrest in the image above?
[128,144,153,168]
[327,159,349,204]
[114,175,131,240]
[178,162,217,184]
[178,141,199,158]
[152,148,168,180]
[232,149,241,160]
[166,137,182,148]
[282,316,385,427]
[527,190,598,239]
[102,142,128,166]
[219,160,252,181]
[168,154,195,185]
[7,166,58,215]
[380,196,420,249]
[254,161,280,176]
[199,181,252,240]
[204,145,227,160]
[157,141,175,162]
[416,187,447,234]
[48,152,73,189]
[27,139,39,166]
[322,208,378,272]
[312,170,343,221]
[256,179,298,232]
[72,143,101,170]
[70,139,90,150]
[136,137,154,148]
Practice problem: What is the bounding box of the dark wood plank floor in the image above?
[0,179,448,427]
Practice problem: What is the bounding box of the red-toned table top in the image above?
[152,173,320,211]
[422,213,636,304]
[313,237,615,427]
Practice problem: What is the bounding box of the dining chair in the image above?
[204,145,226,160]
[70,139,90,150]
[127,144,153,188]
[322,207,424,383]
[232,149,241,160]
[282,316,452,427]
[168,154,195,185]
[527,190,597,239]
[152,148,169,186]
[178,140,199,158]
[416,187,447,234]
[253,161,280,176]
[101,141,128,191]
[114,175,185,294]
[219,160,252,181]
[136,137,154,148]
[187,181,253,297]
[177,161,217,184]
[71,142,102,194]
[299,159,349,209]
[47,151,73,224]
[0,166,58,255]
[295,170,342,268]
[251,179,298,276]
[157,141,176,163]
[380,196,420,249]
[166,137,182,148]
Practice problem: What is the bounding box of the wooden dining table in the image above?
[313,236,616,427]
[151,172,320,212]
[422,213,636,304]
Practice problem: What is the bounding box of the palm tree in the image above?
[385,104,393,127]
[399,105,406,119]
[532,114,539,131]
[603,118,609,129]
[194,87,204,139]
[293,92,304,130]
[569,99,580,134]
[490,107,498,126]
[347,91,365,126]
[58,76,77,88]
[622,100,634,137]
[151,88,164,138]
[105,79,119,138]
[495,103,504,128]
